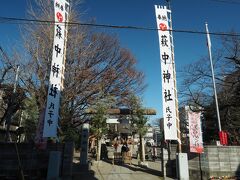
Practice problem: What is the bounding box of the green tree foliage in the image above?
[90,94,115,161]
[60,123,80,148]
[128,95,148,136]
[91,105,108,139]
[21,97,39,142]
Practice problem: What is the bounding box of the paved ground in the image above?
[90,159,163,180]
[72,147,174,180]
[73,158,164,180]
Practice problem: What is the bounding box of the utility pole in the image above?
[13,65,20,93]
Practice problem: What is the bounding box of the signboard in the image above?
[106,118,120,124]
[155,5,177,140]
[188,111,203,153]
[43,0,69,137]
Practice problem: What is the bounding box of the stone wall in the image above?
[187,146,240,179]
[162,145,240,179]
[0,142,74,179]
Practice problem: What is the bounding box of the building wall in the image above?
[152,126,161,145]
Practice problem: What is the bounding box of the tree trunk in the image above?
[139,134,145,162]
[5,118,12,142]
[90,137,96,151]
[96,137,102,161]
[5,112,13,142]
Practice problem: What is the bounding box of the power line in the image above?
[0,16,240,37]
[210,0,240,4]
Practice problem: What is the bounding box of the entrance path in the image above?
[91,159,163,180]
[73,157,166,180]
[72,149,174,180]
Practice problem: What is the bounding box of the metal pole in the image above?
[166,0,182,152]
[199,154,203,180]
[13,65,20,93]
[155,129,157,145]
[205,23,222,132]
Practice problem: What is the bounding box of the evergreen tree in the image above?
[128,95,148,162]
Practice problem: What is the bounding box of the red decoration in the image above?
[159,23,167,31]
[195,146,203,153]
[219,131,228,145]
[56,12,63,22]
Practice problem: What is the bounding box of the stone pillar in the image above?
[62,142,74,178]
[176,153,189,180]
[161,148,169,178]
[141,138,146,162]
[80,123,89,165]
[47,151,62,180]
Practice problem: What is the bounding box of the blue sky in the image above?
[1,0,240,123]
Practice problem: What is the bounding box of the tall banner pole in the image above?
[155,5,178,142]
[167,0,182,152]
[61,1,70,90]
[205,23,228,145]
[155,4,188,179]
[205,23,222,133]
[43,0,70,138]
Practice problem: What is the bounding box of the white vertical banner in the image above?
[43,0,69,137]
[155,5,177,140]
[188,111,203,153]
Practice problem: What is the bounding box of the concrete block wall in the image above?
[188,146,240,179]
[161,145,240,179]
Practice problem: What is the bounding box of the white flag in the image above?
[155,5,177,140]
[43,0,69,137]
